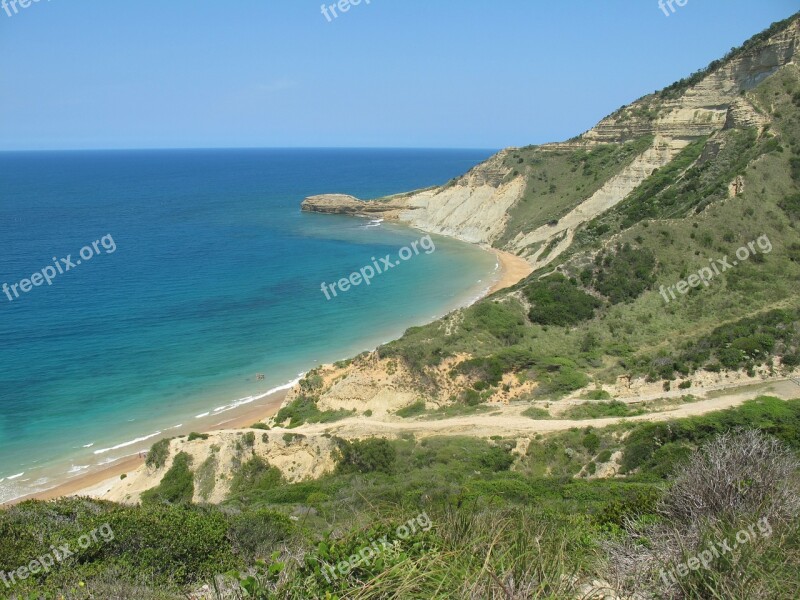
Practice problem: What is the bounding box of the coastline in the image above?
[487,249,533,295]
[13,389,290,504]
[19,242,532,505]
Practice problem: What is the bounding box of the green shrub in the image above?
[592,243,656,304]
[228,509,294,560]
[187,432,209,442]
[525,274,601,326]
[335,438,397,475]
[469,301,526,344]
[141,452,195,506]
[779,192,800,220]
[522,406,551,419]
[229,456,285,504]
[582,433,601,454]
[584,389,612,400]
[274,395,353,428]
[396,400,427,418]
[597,449,613,463]
[146,438,172,469]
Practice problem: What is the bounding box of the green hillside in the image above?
[3,14,800,600]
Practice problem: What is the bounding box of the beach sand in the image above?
[488,249,533,294]
[19,247,532,504]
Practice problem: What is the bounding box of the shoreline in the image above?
[17,241,532,505]
[12,390,290,504]
[487,249,533,295]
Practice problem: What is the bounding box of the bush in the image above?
[525,275,601,326]
[274,396,353,428]
[228,509,294,560]
[469,301,526,345]
[396,400,427,418]
[187,432,209,442]
[141,452,194,506]
[582,433,601,454]
[335,438,397,475]
[99,503,237,585]
[592,243,656,304]
[146,438,172,469]
[779,193,800,220]
[597,449,613,463]
[229,456,285,504]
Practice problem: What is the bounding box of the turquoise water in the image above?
[0,149,497,501]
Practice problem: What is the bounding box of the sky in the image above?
[0,0,797,151]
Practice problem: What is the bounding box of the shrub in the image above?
[141,452,194,506]
[229,456,285,503]
[597,450,613,463]
[582,433,601,454]
[779,192,800,220]
[469,301,526,345]
[525,274,601,326]
[592,243,657,304]
[661,429,800,524]
[335,438,397,475]
[228,509,294,560]
[146,438,172,469]
[187,432,209,442]
[274,396,352,428]
[479,445,516,472]
[396,400,427,418]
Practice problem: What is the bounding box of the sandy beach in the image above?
[488,249,533,294]
[17,246,533,505]
[11,389,290,504]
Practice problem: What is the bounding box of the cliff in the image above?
[302,16,800,270]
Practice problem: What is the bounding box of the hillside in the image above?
[4,13,800,600]
[303,15,799,272]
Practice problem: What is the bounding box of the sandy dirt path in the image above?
[292,379,800,440]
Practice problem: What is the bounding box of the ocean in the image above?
[0,148,497,502]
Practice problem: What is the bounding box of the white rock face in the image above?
[398,175,525,245]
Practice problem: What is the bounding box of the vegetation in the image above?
[5,399,799,597]
[524,274,601,325]
[145,437,172,469]
[141,452,195,506]
[273,395,354,428]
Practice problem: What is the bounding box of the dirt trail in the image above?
[294,379,800,440]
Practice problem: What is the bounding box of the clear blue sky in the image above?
[0,0,797,150]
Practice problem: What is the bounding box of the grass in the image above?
[561,401,646,420]
[395,400,426,418]
[497,136,654,247]
[522,406,551,419]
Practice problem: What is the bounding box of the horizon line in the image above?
[0,145,505,154]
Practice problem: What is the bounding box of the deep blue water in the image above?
[0,148,497,501]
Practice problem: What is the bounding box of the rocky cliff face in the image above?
[301,17,799,267]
